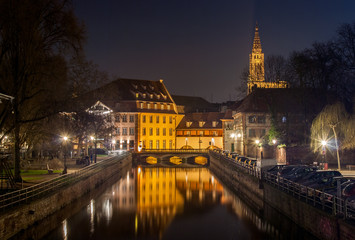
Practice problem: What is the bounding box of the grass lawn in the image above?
[8,169,62,175]
[20,169,62,175]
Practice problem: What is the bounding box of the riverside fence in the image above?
[0,152,130,211]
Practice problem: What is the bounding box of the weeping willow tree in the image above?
[310,102,350,170]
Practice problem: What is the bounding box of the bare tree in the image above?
[0,0,85,181]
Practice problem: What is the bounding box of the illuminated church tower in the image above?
[247,23,288,94]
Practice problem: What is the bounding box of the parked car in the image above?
[237,156,249,165]
[266,165,287,175]
[295,170,342,186]
[282,166,318,182]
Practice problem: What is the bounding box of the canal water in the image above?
[17,167,318,240]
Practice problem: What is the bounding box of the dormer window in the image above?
[157,95,161,99]
[142,85,147,90]
[150,94,153,99]
[212,121,218,127]
[150,85,154,90]
[199,121,205,127]
[142,93,146,98]
[140,102,144,109]
[132,84,138,89]
[161,104,164,110]
[186,121,192,127]
[135,93,139,98]
[154,103,157,110]
[147,103,151,109]
[167,104,171,110]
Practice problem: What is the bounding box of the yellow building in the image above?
[247,23,288,95]
[176,112,225,150]
[82,78,183,152]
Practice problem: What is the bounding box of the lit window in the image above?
[161,104,164,110]
[282,116,287,123]
[129,115,134,122]
[129,127,134,135]
[154,103,157,109]
[140,102,144,109]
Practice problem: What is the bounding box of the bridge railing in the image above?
[263,171,355,220]
[139,149,209,154]
[0,152,130,212]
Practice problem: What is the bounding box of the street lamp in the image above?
[112,139,116,151]
[255,139,260,160]
[63,136,68,174]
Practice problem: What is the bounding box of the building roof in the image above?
[71,78,177,113]
[176,112,225,129]
[172,95,219,113]
[236,88,333,115]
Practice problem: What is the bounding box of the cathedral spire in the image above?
[252,22,262,53]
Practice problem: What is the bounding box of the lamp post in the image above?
[321,140,327,170]
[255,139,260,160]
[63,136,68,174]
[91,136,96,163]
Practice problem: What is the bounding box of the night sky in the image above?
[73,0,355,102]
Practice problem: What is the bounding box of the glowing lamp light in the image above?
[90,136,94,140]
[321,140,327,146]
[230,133,235,138]
[112,140,116,144]
[63,136,68,141]
[255,139,260,144]
[237,133,241,138]
[272,139,277,145]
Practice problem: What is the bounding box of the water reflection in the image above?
[43,167,314,240]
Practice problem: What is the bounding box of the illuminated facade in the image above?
[176,112,224,149]
[247,24,288,95]
[83,78,184,151]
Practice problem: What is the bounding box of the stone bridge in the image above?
[132,149,210,168]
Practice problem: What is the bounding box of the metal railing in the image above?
[0,152,130,212]
[209,150,262,179]
[263,172,355,220]
[210,150,355,220]
[140,149,209,153]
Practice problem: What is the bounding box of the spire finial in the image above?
[252,22,262,53]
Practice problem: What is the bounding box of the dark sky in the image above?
[73,0,355,102]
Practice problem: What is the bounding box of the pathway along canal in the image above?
[13,167,318,240]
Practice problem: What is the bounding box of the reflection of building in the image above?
[135,167,224,236]
[247,24,288,95]
[176,112,225,149]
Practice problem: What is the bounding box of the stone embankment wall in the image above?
[209,152,355,240]
[0,155,132,240]
[208,153,264,211]
[264,184,355,240]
